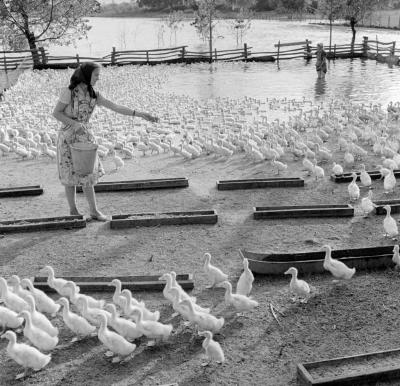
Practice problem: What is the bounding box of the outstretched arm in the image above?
[97,93,159,123]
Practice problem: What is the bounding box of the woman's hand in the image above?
[137,111,159,123]
[73,122,86,135]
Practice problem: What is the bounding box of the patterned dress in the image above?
[56,85,105,187]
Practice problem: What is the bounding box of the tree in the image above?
[0,0,100,66]
[319,0,387,43]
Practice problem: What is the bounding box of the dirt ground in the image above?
[1,134,400,386]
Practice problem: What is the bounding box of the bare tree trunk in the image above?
[26,32,40,68]
[350,17,357,42]
[209,10,212,63]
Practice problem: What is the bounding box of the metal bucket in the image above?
[70,142,98,176]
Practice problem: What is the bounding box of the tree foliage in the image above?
[0,0,100,63]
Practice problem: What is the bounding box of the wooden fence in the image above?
[0,35,398,78]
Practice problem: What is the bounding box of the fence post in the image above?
[76,54,80,65]
[276,40,280,64]
[214,48,217,61]
[334,44,336,58]
[388,15,390,28]
[39,47,47,65]
[362,36,368,57]
[304,39,312,59]
[244,43,248,59]
[146,51,149,64]
[111,47,116,65]
[181,46,186,61]
[392,41,396,56]
[376,35,379,55]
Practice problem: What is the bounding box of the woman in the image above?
[53,62,158,221]
[315,43,327,79]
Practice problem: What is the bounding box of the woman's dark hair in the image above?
[68,62,100,99]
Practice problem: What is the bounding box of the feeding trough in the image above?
[110,209,218,229]
[0,215,86,233]
[33,274,194,293]
[330,169,400,183]
[0,185,43,197]
[76,177,189,192]
[297,347,400,385]
[374,199,400,215]
[253,204,354,220]
[216,177,304,190]
[240,245,395,275]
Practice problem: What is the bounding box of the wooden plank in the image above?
[330,169,400,183]
[253,204,354,219]
[110,210,218,229]
[0,215,86,233]
[76,178,188,192]
[297,347,400,385]
[0,185,43,197]
[34,274,192,283]
[374,199,400,215]
[274,40,311,47]
[33,279,194,293]
[216,178,304,190]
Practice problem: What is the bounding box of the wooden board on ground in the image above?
[374,199,400,215]
[241,244,395,275]
[76,177,188,192]
[0,215,86,233]
[110,210,218,229]
[330,169,400,183]
[33,274,194,292]
[297,347,400,385]
[253,204,354,219]
[216,177,304,190]
[0,185,43,197]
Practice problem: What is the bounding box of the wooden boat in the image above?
[240,245,395,275]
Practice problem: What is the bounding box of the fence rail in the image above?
[0,36,399,84]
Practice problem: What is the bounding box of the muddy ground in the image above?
[1,142,400,386]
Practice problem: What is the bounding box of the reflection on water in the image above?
[314,77,327,97]
[162,58,400,105]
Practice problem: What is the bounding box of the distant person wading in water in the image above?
[53,62,158,221]
[315,43,327,79]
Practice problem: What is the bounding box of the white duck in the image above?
[331,162,343,176]
[130,308,173,346]
[322,245,356,280]
[178,299,224,334]
[105,304,143,341]
[347,172,360,201]
[360,190,376,216]
[383,205,399,238]
[359,164,372,187]
[25,295,58,337]
[284,267,310,303]
[383,166,396,193]
[0,305,23,331]
[0,277,29,313]
[236,258,254,296]
[170,271,197,303]
[41,266,72,297]
[8,275,33,303]
[158,273,177,303]
[20,278,60,316]
[75,297,112,327]
[109,278,126,308]
[312,159,325,180]
[198,330,225,366]
[121,290,159,322]
[57,297,96,342]
[203,253,229,288]
[97,314,136,363]
[393,245,400,269]
[18,310,58,351]
[1,330,51,380]
[219,281,259,313]
[63,281,105,310]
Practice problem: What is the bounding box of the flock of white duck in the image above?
[0,253,261,380]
